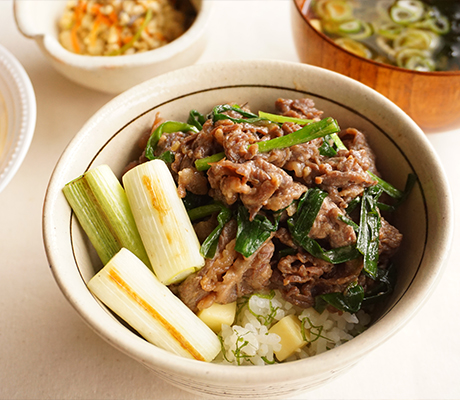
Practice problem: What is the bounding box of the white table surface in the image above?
[1,1,459,399]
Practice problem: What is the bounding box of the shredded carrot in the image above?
[122,35,133,45]
[90,3,100,15]
[116,26,123,47]
[154,32,166,41]
[88,7,117,48]
[97,12,113,27]
[109,10,118,24]
[71,24,80,53]
[89,19,100,48]
[71,1,86,53]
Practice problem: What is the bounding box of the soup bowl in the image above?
[291,0,460,130]
[14,0,212,94]
[43,60,453,398]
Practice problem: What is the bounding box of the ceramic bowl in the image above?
[291,0,460,130]
[43,60,453,399]
[0,44,36,193]
[14,0,212,94]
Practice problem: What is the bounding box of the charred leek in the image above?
[88,248,221,362]
[123,159,205,285]
[62,164,150,267]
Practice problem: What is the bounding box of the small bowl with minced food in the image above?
[43,60,453,398]
[14,0,212,94]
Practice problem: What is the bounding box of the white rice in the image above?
[214,290,371,366]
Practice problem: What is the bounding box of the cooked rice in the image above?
[214,290,371,366]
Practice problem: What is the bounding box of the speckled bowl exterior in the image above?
[14,0,212,94]
[43,60,453,399]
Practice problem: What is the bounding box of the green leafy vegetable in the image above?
[195,117,341,171]
[187,109,207,130]
[182,192,211,211]
[290,189,327,234]
[376,173,417,212]
[319,134,338,156]
[362,264,397,306]
[188,201,227,222]
[257,111,313,125]
[145,121,199,160]
[288,189,361,264]
[357,185,383,279]
[157,150,175,164]
[211,104,262,125]
[367,171,403,199]
[317,281,365,314]
[255,117,340,153]
[338,214,359,231]
[235,206,279,258]
[188,202,232,259]
[195,152,226,172]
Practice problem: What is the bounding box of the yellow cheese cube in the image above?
[197,302,237,333]
[269,314,308,361]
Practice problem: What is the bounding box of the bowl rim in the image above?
[13,0,213,69]
[0,44,36,193]
[43,59,454,387]
[292,0,460,77]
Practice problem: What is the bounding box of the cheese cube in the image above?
[197,302,237,334]
[269,314,308,361]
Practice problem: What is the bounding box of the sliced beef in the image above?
[314,150,377,208]
[275,98,323,120]
[204,238,274,308]
[220,123,259,163]
[177,167,208,197]
[309,196,356,248]
[207,158,307,219]
[131,97,404,315]
[176,220,275,312]
[271,253,363,309]
[282,138,376,208]
[379,217,403,263]
[340,127,378,174]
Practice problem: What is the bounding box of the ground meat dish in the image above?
[130,97,403,313]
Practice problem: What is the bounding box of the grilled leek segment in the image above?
[88,248,221,362]
[122,159,205,285]
[62,164,150,267]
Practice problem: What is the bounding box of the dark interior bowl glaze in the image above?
[291,0,460,130]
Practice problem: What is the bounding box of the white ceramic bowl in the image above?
[43,60,453,399]
[0,44,36,193]
[14,0,212,94]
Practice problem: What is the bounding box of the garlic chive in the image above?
[195,117,340,171]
